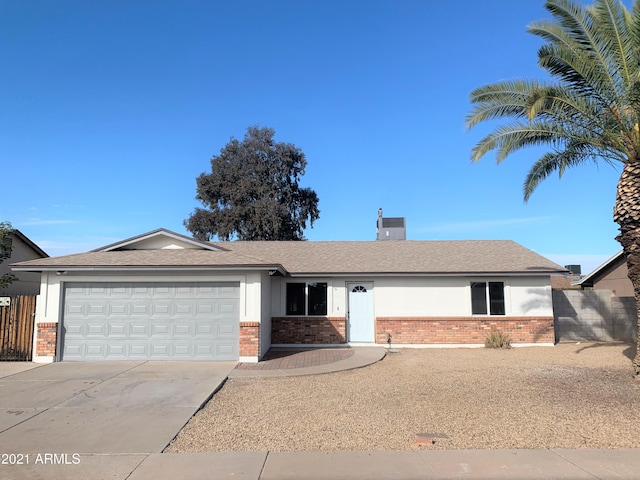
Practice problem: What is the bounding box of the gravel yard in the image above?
[166,342,640,452]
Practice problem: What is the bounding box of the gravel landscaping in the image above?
[166,342,640,452]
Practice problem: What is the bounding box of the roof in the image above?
[214,240,566,275]
[11,229,566,277]
[573,251,625,287]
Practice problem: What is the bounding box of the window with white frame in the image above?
[470,281,505,315]
[286,282,327,316]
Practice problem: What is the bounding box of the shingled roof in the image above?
[213,240,565,275]
[11,229,565,276]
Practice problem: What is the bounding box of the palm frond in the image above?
[466,80,545,128]
[467,0,639,199]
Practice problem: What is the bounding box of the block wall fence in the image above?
[553,290,638,342]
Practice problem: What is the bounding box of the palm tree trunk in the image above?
[614,162,640,378]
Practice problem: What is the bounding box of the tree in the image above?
[0,221,17,288]
[185,126,320,241]
[466,0,640,377]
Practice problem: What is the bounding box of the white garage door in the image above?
[61,282,240,360]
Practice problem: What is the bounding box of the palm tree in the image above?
[466,0,640,377]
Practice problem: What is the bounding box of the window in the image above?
[286,282,327,316]
[286,283,305,315]
[470,281,505,315]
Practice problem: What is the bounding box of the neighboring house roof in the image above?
[551,274,580,290]
[12,228,567,277]
[573,250,625,287]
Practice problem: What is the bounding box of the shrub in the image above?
[485,331,511,349]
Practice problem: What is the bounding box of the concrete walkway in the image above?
[1,348,639,479]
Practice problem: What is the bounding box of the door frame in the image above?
[346,282,375,343]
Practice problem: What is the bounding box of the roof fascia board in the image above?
[286,271,565,277]
[12,265,288,275]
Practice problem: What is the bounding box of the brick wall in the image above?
[36,322,57,357]
[376,316,555,344]
[239,322,260,357]
[272,317,346,344]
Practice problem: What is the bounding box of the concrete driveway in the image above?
[0,361,236,455]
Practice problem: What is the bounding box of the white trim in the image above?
[33,355,54,363]
[239,356,259,363]
[12,266,284,273]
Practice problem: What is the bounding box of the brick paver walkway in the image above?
[236,348,355,370]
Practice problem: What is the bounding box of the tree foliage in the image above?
[466,0,640,376]
[185,126,320,241]
[0,221,17,288]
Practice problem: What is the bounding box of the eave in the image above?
[11,264,289,276]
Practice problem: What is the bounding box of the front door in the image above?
[347,282,374,342]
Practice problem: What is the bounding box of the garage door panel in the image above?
[175,303,193,315]
[216,344,235,356]
[130,322,150,336]
[62,282,240,361]
[65,344,82,356]
[152,322,170,336]
[132,303,151,315]
[152,303,171,315]
[129,344,148,356]
[110,303,127,315]
[108,324,127,336]
[217,322,237,337]
[195,323,214,335]
[218,302,238,315]
[172,323,193,336]
[86,323,106,336]
[86,343,106,356]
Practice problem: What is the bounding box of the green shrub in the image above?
[484,331,511,349]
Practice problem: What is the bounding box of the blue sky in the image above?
[1,0,626,274]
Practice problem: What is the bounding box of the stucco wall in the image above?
[272,276,553,318]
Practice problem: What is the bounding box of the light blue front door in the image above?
[347,283,374,342]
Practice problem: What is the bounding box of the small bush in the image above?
[485,331,511,349]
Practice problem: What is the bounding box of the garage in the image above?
[61,282,240,360]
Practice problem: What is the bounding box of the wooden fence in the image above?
[0,295,36,361]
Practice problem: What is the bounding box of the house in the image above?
[574,251,634,297]
[12,228,566,363]
[0,230,49,296]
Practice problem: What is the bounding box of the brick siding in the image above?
[239,322,260,357]
[272,317,346,344]
[376,316,555,344]
[36,322,58,357]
